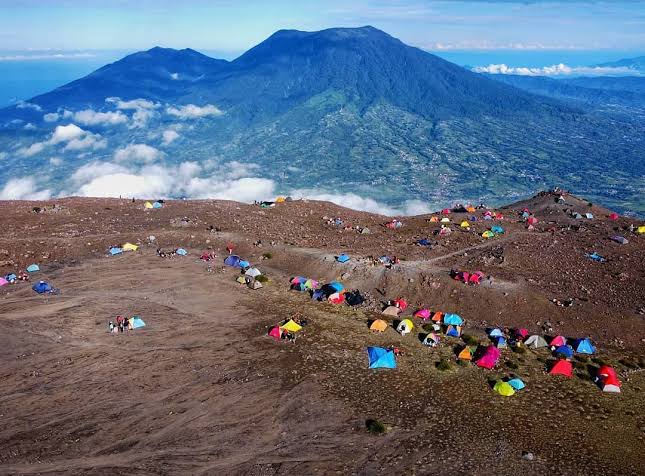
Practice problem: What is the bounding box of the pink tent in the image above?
[527,217,538,225]
[414,309,431,320]
[268,326,282,340]
[550,335,567,347]
[475,346,501,369]
[0,277,8,287]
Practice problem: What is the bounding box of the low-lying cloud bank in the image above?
[473,63,640,77]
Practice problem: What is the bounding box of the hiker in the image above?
[226,243,234,255]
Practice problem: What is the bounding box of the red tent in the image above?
[514,328,529,339]
[268,326,282,340]
[549,359,573,377]
[329,292,345,304]
[527,217,538,225]
[394,298,408,311]
[475,346,501,369]
[442,208,451,215]
[597,365,621,389]
[609,212,619,220]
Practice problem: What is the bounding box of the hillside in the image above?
[0,193,643,474]
[0,27,643,216]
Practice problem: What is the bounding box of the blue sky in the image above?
[1,0,644,53]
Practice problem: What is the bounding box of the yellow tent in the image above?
[440,217,450,223]
[429,216,439,223]
[494,381,516,397]
[236,276,246,284]
[122,242,139,252]
[370,319,388,332]
[458,347,473,360]
[144,201,153,209]
[637,226,645,234]
[280,319,302,333]
[460,220,470,228]
[399,319,414,331]
[275,196,286,203]
[482,230,495,238]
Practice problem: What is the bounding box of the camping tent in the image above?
[130,316,146,328]
[507,378,525,390]
[514,328,529,340]
[422,333,440,347]
[304,279,318,290]
[495,336,508,349]
[245,267,262,278]
[527,217,538,225]
[494,381,515,397]
[458,347,473,360]
[491,225,504,234]
[268,326,282,340]
[429,216,439,223]
[328,292,345,304]
[122,243,138,252]
[482,231,495,238]
[475,346,501,369]
[432,312,443,323]
[573,338,595,354]
[609,212,619,220]
[550,335,567,347]
[152,201,163,209]
[637,226,645,234]
[414,309,431,320]
[397,319,414,336]
[460,220,471,228]
[611,235,628,244]
[281,320,302,333]
[26,264,40,273]
[110,247,123,255]
[489,328,504,338]
[5,273,17,283]
[176,248,188,256]
[445,325,462,337]
[549,359,573,377]
[382,306,400,316]
[224,255,242,267]
[443,314,463,326]
[144,201,153,209]
[247,279,263,290]
[525,335,548,348]
[32,281,52,294]
[275,196,286,203]
[336,254,350,263]
[596,366,621,393]
[585,213,594,219]
[554,345,574,359]
[370,319,388,332]
[367,347,396,369]
[0,277,8,287]
[345,290,365,306]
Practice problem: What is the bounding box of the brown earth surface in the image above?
[0,191,644,475]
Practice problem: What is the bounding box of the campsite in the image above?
[0,191,643,475]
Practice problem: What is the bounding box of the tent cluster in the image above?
[155,247,187,258]
[144,200,163,209]
[268,317,306,342]
[108,315,146,334]
[290,277,365,307]
[384,219,403,229]
[109,242,139,256]
[224,255,266,289]
[2,270,31,286]
[493,377,526,397]
[482,225,504,238]
[451,269,485,285]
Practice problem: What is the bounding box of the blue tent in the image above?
[554,345,574,359]
[131,316,146,328]
[489,328,504,338]
[443,313,463,326]
[328,281,344,292]
[521,211,530,218]
[496,336,508,348]
[574,338,595,354]
[491,225,505,234]
[291,282,306,292]
[5,273,17,282]
[469,216,478,221]
[586,252,606,262]
[110,247,123,255]
[176,248,188,256]
[336,254,350,263]
[507,378,526,390]
[445,325,461,337]
[26,264,40,273]
[311,289,325,300]
[32,281,52,294]
[224,255,241,267]
[417,239,431,246]
[367,347,397,369]
[152,201,163,209]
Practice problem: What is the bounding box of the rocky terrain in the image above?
[0,191,643,475]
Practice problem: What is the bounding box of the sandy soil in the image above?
[0,192,643,475]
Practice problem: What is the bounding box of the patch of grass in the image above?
[255,275,269,283]
[576,372,592,381]
[574,355,590,363]
[592,357,607,366]
[536,356,546,363]
[505,360,519,370]
[262,252,273,259]
[365,419,387,435]
[436,359,452,372]
[573,361,587,370]
[462,334,479,346]
[511,345,526,354]
[618,359,639,370]
[422,324,436,333]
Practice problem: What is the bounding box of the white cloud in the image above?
[16,101,42,112]
[43,112,59,122]
[24,123,36,130]
[166,104,224,119]
[49,157,62,166]
[50,124,85,143]
[0,53,95,61]
[73,109,127,126]
[288,190,433,216]
[71,161,129,185]
[161,129,180,145]
[0,152,7,160]
[61,109,74,119]
[473,63,640,77]
[114,143,163,163]
[170,73,179,80]
[106,97,158,110]
[64,134,107,151]
[18,142,45,157]
[0,177,51,200]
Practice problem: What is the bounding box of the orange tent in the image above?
[370,319,388,332]
[458,347,473,360]
[431,311,444,323]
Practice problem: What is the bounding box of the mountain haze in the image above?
[0,26,643,214]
